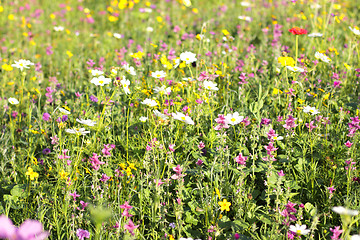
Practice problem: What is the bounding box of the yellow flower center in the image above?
[231,118,236,122]
[181,116,186,120]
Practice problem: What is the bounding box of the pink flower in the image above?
[329,226,343,240]
[124,219,139,236]
[345,140,353,148]
[69,191,80,201]
[234,153,247,165]
[0,215,49,240]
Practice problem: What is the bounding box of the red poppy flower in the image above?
[289,27,307,35]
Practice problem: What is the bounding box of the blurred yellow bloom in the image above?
[66,51,73,58]
[278,57,295,67]
[156,16,163,23]
[108,15,118,22]
[272,88,282,95]
[192,8,198,14]
[344,63,351,70]
[222,29,230,36]
[2,64,13,71]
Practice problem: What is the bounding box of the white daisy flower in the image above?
[238,15,252,22]
[349,26,360,36]
[308,33,323,38]
[76,118,97,127]
[286,66,305,73]
[315,52,331,63]
[120,76,131,94]
[172,112,195,125]
[151,70,167,79]
[351,235,360,240]
[225,112,244,125]
[240,1,251,7]
[289,224,310,236]
[203,80,219,91]
[11,59,34,71]
[91,76,112,86]
[8,97,19,105]
[141,98,158,107]
[303,106,320,115]
[65,128,90,135]
[54,26,64,32]
[180,51,197,64]
[272,136,284,141]
[153,85,171,95]
[139,116,148,122]
[113,33,123,39]
[90,69,104,77]
[122,64,136,76]
[59,107,71,115]
[332,206,359,216]
[146,27,154,32]
[153,110,168,120]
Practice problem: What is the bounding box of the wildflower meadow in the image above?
[2,0,360,239]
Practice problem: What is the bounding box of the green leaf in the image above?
[10,184,27,198]
[185,211,198,225]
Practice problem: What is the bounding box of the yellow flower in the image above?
[108,15,118,22]
[66,51,73,58]
[297,98,305,104]
[26,167,39,180]
[59,170,69,180]
[215,187,221,198]
[169,235,175,240]
[156,16,163,23]
[222,29,230,36]
[278,57,295,67]
[2,64,13,71]
[272,88,282,95]
[218,199,231,211]
[344,63,351,70]
[323,93,330,101]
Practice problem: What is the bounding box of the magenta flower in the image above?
[171,165,185,180]
[124,219,139,236]
[89,153,105,170]
[69,191,80,201]
[42,112,51,121]
[345,140,353,148]
[234,153,247,165]
[76,229,90,240]
[329,226,343,240]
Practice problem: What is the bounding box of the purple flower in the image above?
[42,112,51,121]
[89,95,98,103]
[42,148,51,155]
[196,159,203,166]
[62,115,68,122]
[76,229,90,240]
